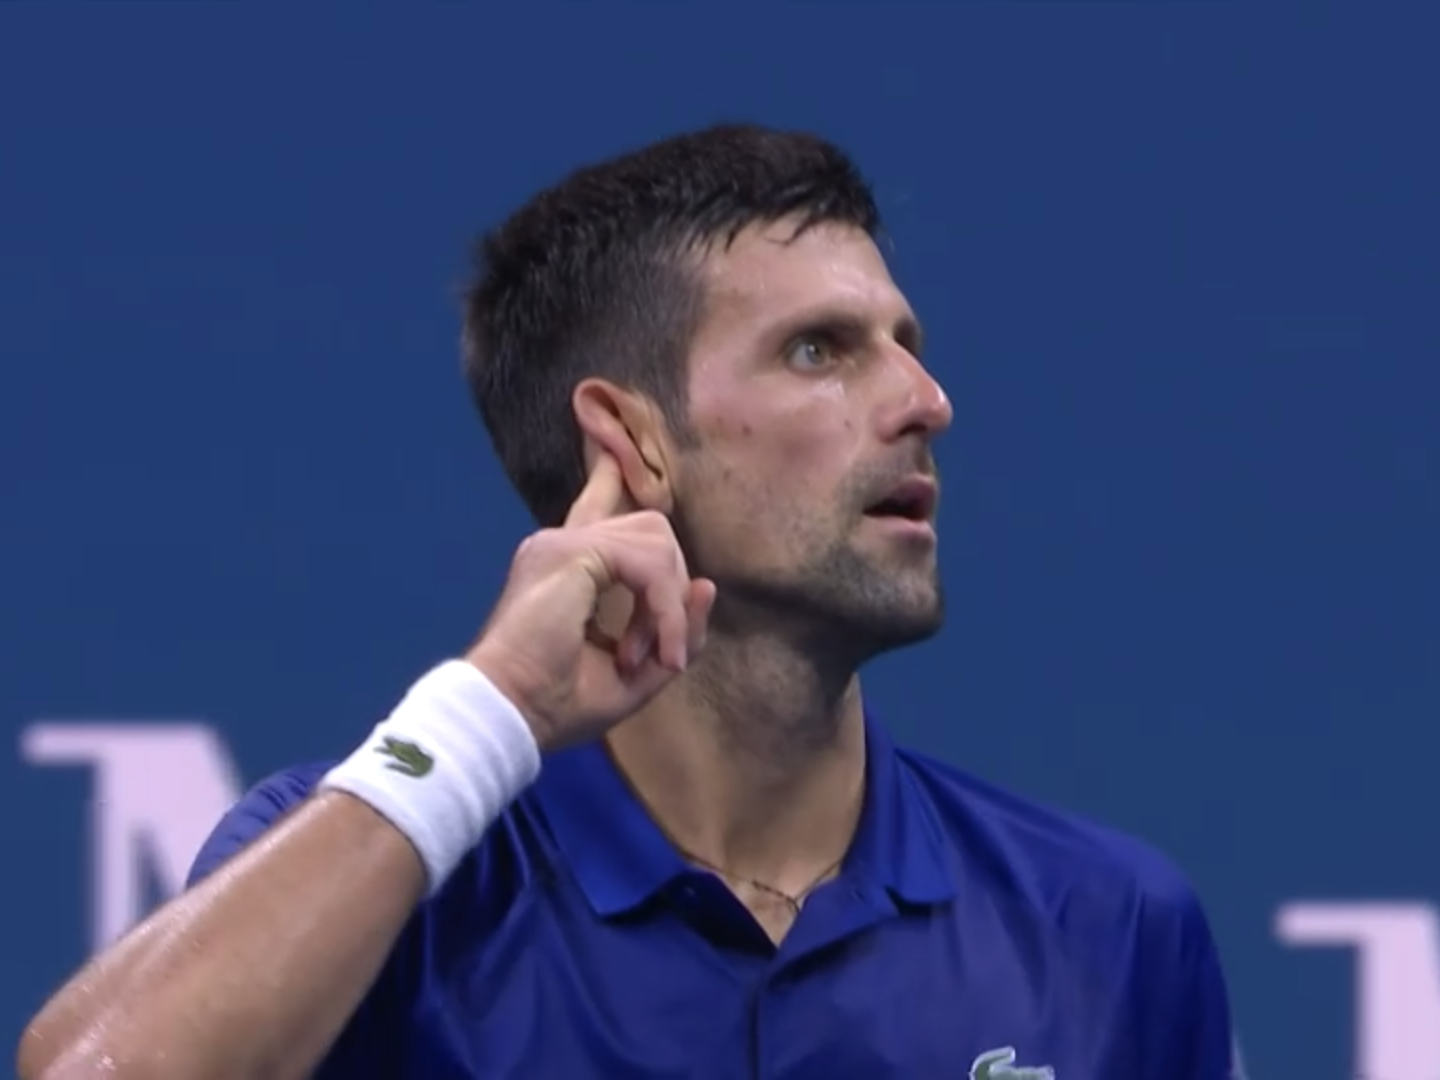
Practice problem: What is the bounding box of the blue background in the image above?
[2,4,1436,1077]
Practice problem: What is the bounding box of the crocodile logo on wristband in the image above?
[375,735,435,778]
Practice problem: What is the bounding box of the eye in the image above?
[784,335,838,372]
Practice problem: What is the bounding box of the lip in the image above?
[862,476,940,545]
[864,476,939,522]
[866,514,938,543]
[892,477,939,520]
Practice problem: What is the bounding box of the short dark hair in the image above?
[461,123,882,527]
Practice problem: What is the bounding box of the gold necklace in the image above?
[675,846,845,914]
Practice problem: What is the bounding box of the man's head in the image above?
[463,124,952,663]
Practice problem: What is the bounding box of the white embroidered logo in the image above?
[969,1045,1056,1080]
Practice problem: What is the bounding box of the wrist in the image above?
[319,659,542,895]
[463,643,560,753]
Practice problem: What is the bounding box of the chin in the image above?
[699,538,944,647]
[872,602,945,649]
[826,582,946,658]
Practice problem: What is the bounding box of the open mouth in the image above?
[863,478,938,523]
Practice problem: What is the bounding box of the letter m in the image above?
[22,722,243,953]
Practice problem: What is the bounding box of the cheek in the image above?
[705,437,829,522]
[683,384,863,545]
[695,394,853,484]
[680,432,849,569]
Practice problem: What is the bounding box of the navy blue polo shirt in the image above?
[187,713,1234,1079]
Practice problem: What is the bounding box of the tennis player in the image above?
[19,124,1234,1080]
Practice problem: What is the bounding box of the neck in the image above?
[605,631,868,890]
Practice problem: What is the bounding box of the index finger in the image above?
[564,452,627,528]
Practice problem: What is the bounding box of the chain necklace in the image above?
[674,846,845,914]
[619,757,854,914]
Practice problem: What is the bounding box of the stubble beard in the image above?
[673,506,945,673]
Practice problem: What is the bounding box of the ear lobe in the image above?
[571,379,674,514]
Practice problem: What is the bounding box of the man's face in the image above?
[668,217,953,660]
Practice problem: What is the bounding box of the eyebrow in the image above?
[898,313,926,357]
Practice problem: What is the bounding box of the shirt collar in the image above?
[531,710,957,917]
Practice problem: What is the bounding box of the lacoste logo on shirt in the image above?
[970,1046,1056,1080]
[374,736,434,778]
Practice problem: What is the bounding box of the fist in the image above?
[465,454,717,751]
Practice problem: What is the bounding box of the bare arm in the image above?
[17,453,711,1080]
[17,791,425,1080]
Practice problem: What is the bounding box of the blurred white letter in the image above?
[22,722,242,951]
[1277,901,1440,1079]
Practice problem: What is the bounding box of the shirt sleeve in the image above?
[186,764,408,1080]
[1139,876,1237,1080]
[186,763,328,886]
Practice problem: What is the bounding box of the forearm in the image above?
[18,791,425,1080]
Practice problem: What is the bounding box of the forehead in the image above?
[693,218,911,335]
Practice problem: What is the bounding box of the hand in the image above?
[465,453,717,751]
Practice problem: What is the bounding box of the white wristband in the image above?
[319,659,542,896]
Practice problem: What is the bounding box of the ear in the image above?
[571,378,676,515]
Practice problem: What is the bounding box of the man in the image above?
[18,124,1233,1079]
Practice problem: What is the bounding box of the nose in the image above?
[877,347,953,443]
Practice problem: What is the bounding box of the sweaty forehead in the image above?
[697,219,906,325]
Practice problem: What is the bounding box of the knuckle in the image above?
[512,533,539,565]
[652,580,688,612]
[630,509,673,536]
[513,528,566,566]
[625,511,687,566]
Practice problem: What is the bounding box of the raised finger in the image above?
[564,452,627,528]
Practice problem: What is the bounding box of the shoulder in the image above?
[897,744,1208,932]
[185,760,334,886]
[184,761,336,886]
[898,745,1233,1067]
